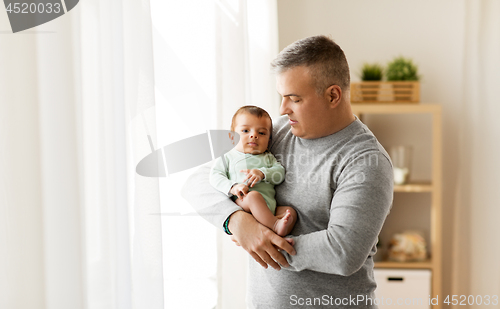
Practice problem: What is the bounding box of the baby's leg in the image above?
[235,191,292,236]
[275,206,297,236]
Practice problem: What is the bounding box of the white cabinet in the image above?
[374,269,432,309]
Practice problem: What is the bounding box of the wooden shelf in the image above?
[394,182,433,192]
[353,104,442,307]
[352,103,441,114]
[375,259,433,269]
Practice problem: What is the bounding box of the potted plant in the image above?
[360,63,383,81]
[351,57,421,103]
[383,56,420,102]
[352,63,384,102]
[386,56,419,81]
[355,63,384,102]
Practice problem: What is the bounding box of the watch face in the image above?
[4,0,80,33]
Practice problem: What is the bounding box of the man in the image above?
[183,35,393,308]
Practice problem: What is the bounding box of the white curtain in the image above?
[214,1,280,308]
[1,0,279,308]
[216,0,280,124]
[149,0,279,308]
[0,15,46,309]
[0,0,163,308]
[452,0,500,306]
[78,0,164,308]
[150,1,219,308]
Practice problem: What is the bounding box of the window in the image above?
[151,1,218,308]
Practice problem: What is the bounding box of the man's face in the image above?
[277,66,333,139]
[234,113,272,154]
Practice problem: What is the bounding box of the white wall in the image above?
[277,0,466,299]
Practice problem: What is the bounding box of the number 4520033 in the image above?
[6,3,62,14]
[443,295,498,306]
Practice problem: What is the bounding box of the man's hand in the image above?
[241,169,264,187]
[228,210,296,270]
[230,183,249,199]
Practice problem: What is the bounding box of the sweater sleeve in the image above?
[182,162,242,231]
[282,151,393,276]
[209,155,236,196]
[258,153,285,185]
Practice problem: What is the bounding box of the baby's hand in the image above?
[241,169,265,187]
[231,183,249,199]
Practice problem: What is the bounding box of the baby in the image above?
[209,106,296,236]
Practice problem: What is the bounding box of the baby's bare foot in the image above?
[273,209,294,236]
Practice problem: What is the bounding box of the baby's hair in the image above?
[230,105,272,132]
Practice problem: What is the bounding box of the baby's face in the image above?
[233,113,271,154]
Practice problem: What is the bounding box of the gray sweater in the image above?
[182,115,393,308]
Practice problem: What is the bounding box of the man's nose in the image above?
[279,97,290,115]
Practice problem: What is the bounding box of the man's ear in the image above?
[325,85,342,108]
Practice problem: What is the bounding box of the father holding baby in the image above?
[183,35,393,308]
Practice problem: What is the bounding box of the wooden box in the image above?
[350,81,420,103]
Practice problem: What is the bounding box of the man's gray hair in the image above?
[271,35,350,96]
